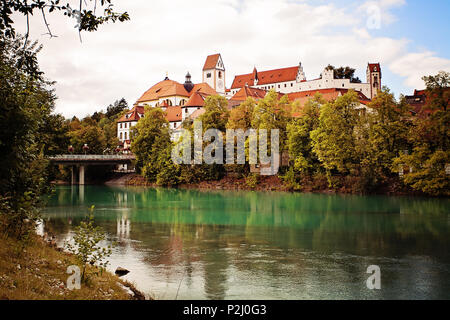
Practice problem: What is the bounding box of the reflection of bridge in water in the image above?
[49,154,135,185]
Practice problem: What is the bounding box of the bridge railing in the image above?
[49,154,135,161]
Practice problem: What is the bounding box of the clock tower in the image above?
[202,53,225,96]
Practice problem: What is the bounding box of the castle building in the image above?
[229,62,381,100]
[118,54,382,145]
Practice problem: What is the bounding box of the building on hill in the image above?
[119,70,218,143]
[229,62,381,100]
[287,88,372,116]
[404,88,450,117]
[202,53,226,96]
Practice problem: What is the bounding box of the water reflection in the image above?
[42,186,450,299]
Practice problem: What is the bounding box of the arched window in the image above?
[218,71,222,79]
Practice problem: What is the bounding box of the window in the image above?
[119,132,122,140]
[278,85,280,88]
[207,73,211,78]
[124,132,127,140]
[342,83,345,87]
[284,84,287,88]
[291,83,293,87]
[185,108,188,114]
[218,71,222,79]
[174,123,176,128]
[120,123,122,129]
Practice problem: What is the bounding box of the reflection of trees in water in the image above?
[43,186,450,298]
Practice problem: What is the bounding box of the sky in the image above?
[12,0,450,118]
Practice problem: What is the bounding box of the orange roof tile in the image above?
[165,106,182,122]
[203,54,221,70]
[231,66,299,89]
[230,86,268,101]
[137,79,190,103]
[185,91,206,107]
[117,106,145,123]
[191,82,217,96]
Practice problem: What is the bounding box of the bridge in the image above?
[49,154,135,185]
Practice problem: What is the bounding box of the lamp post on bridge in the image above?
[83,143,89,155]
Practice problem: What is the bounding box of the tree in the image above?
[287,93,323,175]
[69,124,107,154]
[199,95,230,132]
[325,65,361,83]
[252,90,290,151]
[0,36,56,237]
[310,91,361,183]
[227,97,256,130]
[393,72,450,196]
[65,206,112,283]
[106,98,128,119]
[131,107,173,182]
[364,88,410,177]
[0,1,130,40]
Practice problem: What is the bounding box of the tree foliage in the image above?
[325,64,362,83]
[65,206,112,283]
[0,0,129,40]
[0,35,57,236]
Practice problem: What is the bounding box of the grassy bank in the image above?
[0,233,143,300]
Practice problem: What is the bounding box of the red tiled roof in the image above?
[203,54,221,71]
[191,82,217,96]
[165,106,182,122]
[231,66,299,89]
[117,106,145,123]
[185,91,206,107]
[368,63,381,75]
[230,86,268,101]
[137,79,190,102]
[288,88,370,102]
[287,88,371,113]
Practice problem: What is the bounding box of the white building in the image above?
[229,62,382,100]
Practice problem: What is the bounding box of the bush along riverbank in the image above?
[0,232,145,300]
[125,171,422,196]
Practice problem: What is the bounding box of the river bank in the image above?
[0,233,145,300]
[124,173,418,196]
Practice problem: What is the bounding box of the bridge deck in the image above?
[49,154,135,165]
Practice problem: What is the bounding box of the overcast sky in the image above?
[12,0,450,119]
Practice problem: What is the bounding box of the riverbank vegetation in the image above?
[0,35,142,300]
[0,233,135,300]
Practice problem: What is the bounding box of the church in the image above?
[117,53,381,144]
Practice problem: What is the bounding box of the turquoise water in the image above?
[42,185,450,299]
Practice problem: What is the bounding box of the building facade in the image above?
[229,62,381,100]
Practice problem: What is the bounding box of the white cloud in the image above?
[389,51,450,88]
[10,0,450,117]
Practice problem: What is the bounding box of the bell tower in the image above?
[367,63,381,99]
[202,53,225,96]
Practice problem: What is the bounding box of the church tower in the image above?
[202,54,225,96]
[367,63,381,99]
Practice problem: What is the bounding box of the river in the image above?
[41,185,450,299]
